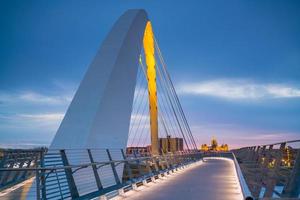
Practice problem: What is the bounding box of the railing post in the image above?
[36,169,41,200]
[263,143,286,198]
[145,159,152,174]
[87,149,103,190]
[254,146,261,163]
[282,149,300,197]
[39,150,47,199]
[258,145,266,166]
[250,146,257,161]
[246,147,253,161]
[152,156,159,173]
[133,150,144,177]
[121,149,133,180]
[163,153,170,169]
[263,145,273,168]
[106,149,121,184]
[60,150,79,198]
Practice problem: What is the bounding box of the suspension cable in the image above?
[154,37,198,150]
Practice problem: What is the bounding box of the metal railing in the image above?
[233,140,300,199]
[0,148,46,191]
[0,148,202,200]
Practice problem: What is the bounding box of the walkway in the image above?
[116,157,244,200]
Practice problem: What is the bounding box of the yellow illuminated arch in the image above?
[143,22,159,155]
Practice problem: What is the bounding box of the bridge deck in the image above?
[116,157,243,200]
[0,157,244,200]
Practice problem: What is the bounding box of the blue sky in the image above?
[1,0,300,148]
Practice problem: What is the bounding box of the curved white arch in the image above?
[50,9,149,149]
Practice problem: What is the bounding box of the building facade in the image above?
[159,136,184,154]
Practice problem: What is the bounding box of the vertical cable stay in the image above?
[128,68,147,137]
[129,105,148,147]
[155,59,192,146]
[154,36,198,150]
[129,87,149,147]
[128,34,197,152]
[154,37,197,150]
[155,60,191,151]
[153,46,193,150]
[156,62,195,150]
[140,57,171,141]
[157,84,181,140]
[156,68,183,140]
[128,83,148,137]
[140,56,191,151]
[135,110,150,147]
[128,60,150,147]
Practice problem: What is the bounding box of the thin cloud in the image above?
[0,113,64,129]
[0,82,76,147]
[0,91,73,105]
[178,79,300,100]
[17,113,64,122]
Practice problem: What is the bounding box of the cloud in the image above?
[0,91,73,105]
[0,113,64,130]
[177,79,300,100]
[0,86,74,147]
[266,85,300,98]
[16,113,64,122]
[19,92,72,104]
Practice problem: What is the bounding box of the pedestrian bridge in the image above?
[0,152,252,200]
[1,8,300,200]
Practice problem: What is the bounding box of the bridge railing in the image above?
[0,148,46,191]
[233,140,300,199]
[0,148,202,200]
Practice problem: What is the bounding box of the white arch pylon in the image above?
[50,9,159,154]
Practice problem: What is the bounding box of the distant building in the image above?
[211,137,218,151]
[200,137,229,152]
[201,144,209,151]
[126,136,184,155]
[159,135,183,154]
[126,146,151,156]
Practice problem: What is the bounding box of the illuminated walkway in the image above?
[116,158,243,200]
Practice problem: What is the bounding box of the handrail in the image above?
[233,140,300,199]
[239,139,300,148]
[0,149,203,200]
[0,152,201,171]
[232,153,253,200]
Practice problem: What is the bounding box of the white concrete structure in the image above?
[50,9,149,149]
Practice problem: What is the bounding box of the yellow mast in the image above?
[143,22,159,155]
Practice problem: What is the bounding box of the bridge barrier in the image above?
[0,148,46,191]
[0,149,202,200]
[233,140,300,199]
